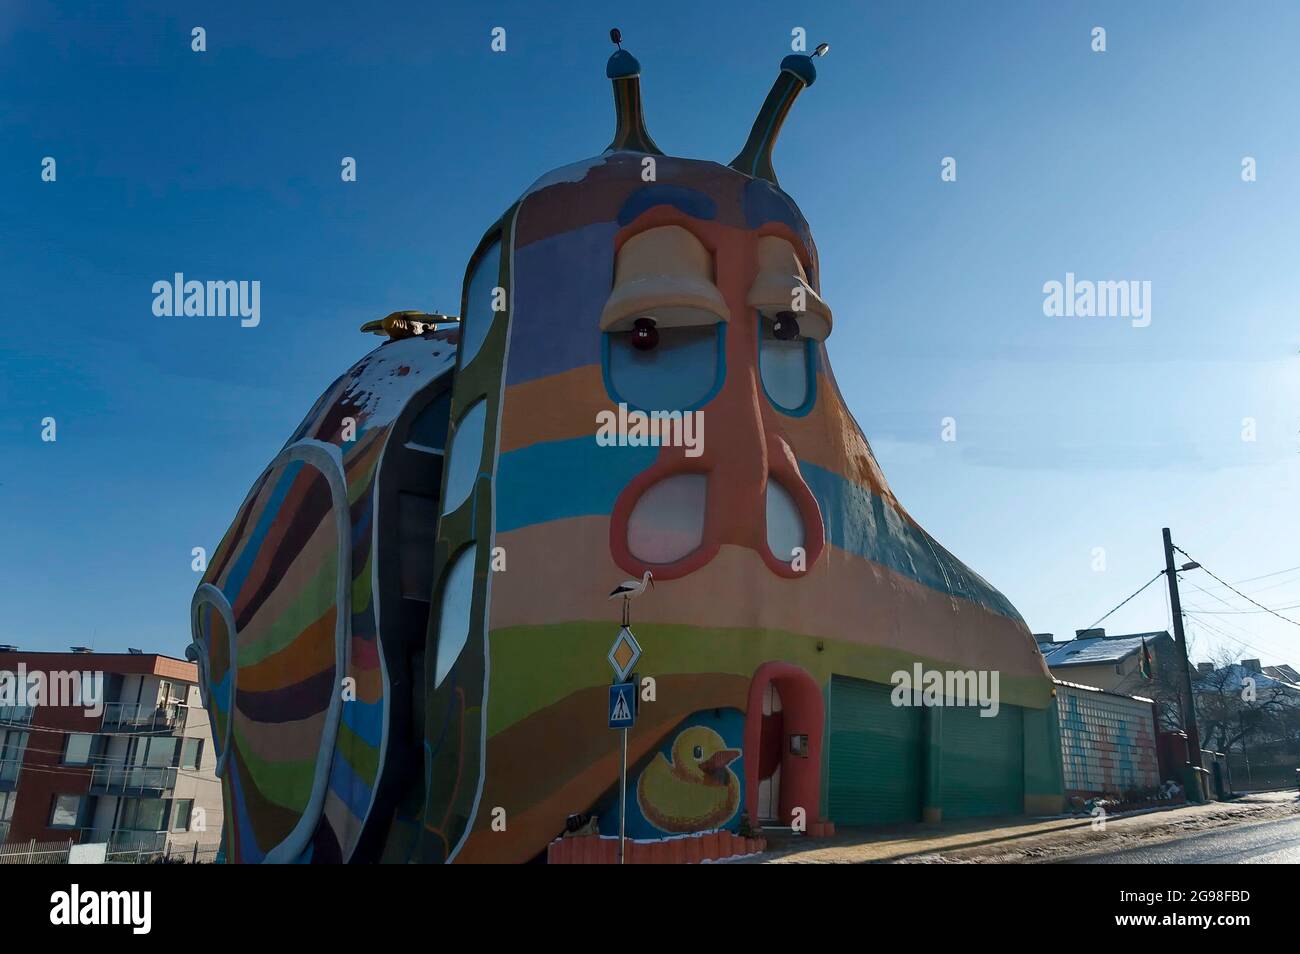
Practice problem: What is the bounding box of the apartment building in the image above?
[0,647,222,854]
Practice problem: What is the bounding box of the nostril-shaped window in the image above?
[765,477,804,563]
[626,473,707,564]
[758,312,816,415]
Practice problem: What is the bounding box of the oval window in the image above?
[434,545,477,688]
[459,241,502,369]
[442,399,487,515]
[758,313,814,414]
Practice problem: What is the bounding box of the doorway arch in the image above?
[743,662,824,826]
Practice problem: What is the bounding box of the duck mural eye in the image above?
[189,33,1064,864]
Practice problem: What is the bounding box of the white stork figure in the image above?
[609,570,653,625]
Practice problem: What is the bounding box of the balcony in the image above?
[77,828,167,853]
[88,764,177,796]
[0,706,33,727]
[101,702,185,734]
[0,822,9,844]
[0,758,20,793]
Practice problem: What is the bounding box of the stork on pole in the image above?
[608,570,654,627]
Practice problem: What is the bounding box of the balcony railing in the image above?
[78,828,168,854]
[0,759,20,791]
[88,764,177,795]
[0,706,33,726]
[101,702,184,733]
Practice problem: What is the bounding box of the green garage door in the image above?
[828,676,922,825]
[940,704,1023,819]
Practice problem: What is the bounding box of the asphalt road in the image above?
[1069,815,1300,864]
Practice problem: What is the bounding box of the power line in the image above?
[1178,603,1300,615]
[1183,611,1279,661]
[1184,567,1300,600]
[1237,564,1300,584]
[1179,579,1297,661]
[1180,575,1237,609]
[1087,570,1166,629]
[1175,546,1300,628]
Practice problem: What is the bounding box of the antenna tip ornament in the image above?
[780,53,819,87]
[606,28,640,78]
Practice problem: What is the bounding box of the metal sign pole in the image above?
[606,591,644,866]
[619,725,628,864]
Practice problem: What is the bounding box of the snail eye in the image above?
[605,308,723,413]
[771,311,802,340]
[693,745,704,760]
[759,311,814,414]
[630,316,660,351]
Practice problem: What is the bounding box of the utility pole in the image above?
[1162,528,1204,784]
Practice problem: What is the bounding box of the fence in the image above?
[0,839,77,864]
[1227,752,1297,791]
[89,763,179,795]
[0,836,221,864]
[101,701,184,733]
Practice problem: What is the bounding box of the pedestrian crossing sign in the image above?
[608,681,636,729]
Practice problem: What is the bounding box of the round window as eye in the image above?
[758,311,815,415]
[605,309,724,413]
[693,744,704,760]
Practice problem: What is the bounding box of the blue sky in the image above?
[2,0,1297,667]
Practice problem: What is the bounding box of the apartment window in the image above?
[144,737,178,767]
[172,798,193,832]
[180,738,203,771]
[62,733,94,765]
[0,790,15,822]
[0,730,24,786]
[121,797,168,832]
[49,794,82,828]
[0,728,27,760]
[0,729,28,783]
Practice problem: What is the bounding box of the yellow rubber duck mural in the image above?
[637,726,742,833]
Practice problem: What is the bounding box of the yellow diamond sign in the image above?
[607,626,642,683]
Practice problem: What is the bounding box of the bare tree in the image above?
[1194,648,1298,754]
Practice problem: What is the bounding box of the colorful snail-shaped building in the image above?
[189,38,1064,863]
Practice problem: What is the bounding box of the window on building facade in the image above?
[0,730,27,784]
[144,737,178,767]
[172,798,193,832]
[62,732,94,765]
[180,738,203,770]
[49,794,82,828]
[121,797,168,832]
